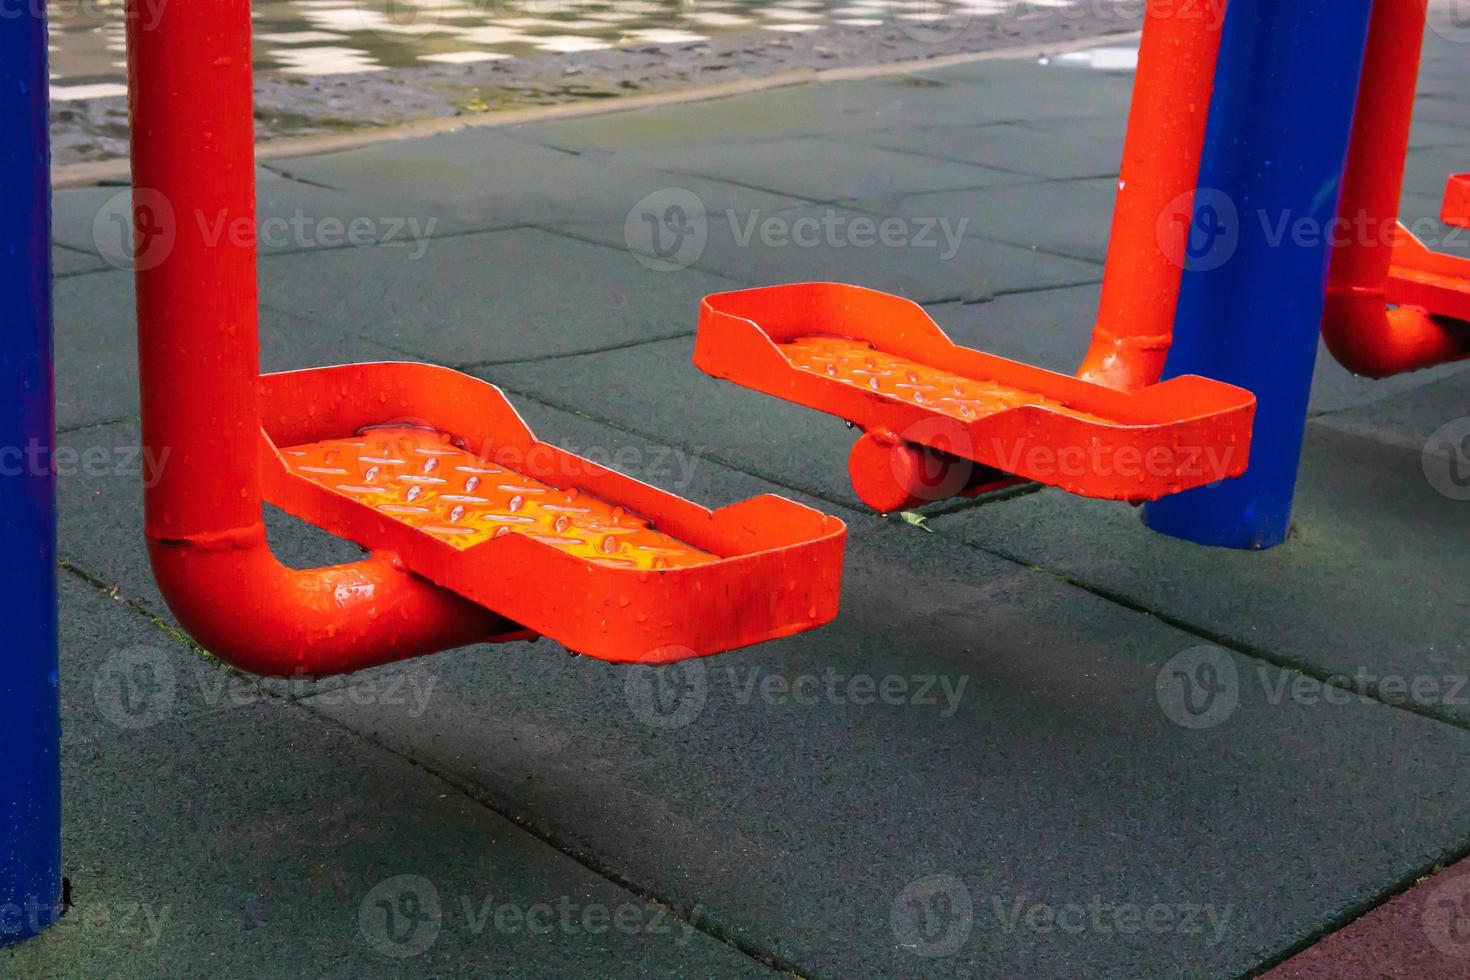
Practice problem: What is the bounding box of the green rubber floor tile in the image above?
[923,284,1101,373]
[57,421,366,634]
[266,128,806,235]
[52,244,108,278]
[1397,192,1470,261]
[1016,113,1129,146]
[552,197,1101,305]
[882,177,1120,262]
[1404,147,1470,201]
[1260,856,1470,980]
[914,58,1135,121]
[925,287,1466,418]
[605,135,1025,205]
[852,122,1123,179]
[507,77,985,153]
[1407,96,1470,130]
[1408,118,1470,150]
[1313,365,1470,457]
[53,271,401,432]
[933,422,1470,725]
[481,334,876,509]
[0,583,770,978]
[50,170,438,266]
[255,226,741,366]
[287,433,1470,979]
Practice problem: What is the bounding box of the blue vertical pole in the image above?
[1143,0,1375,549]
[0,0,63,947]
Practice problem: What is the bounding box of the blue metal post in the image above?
[0,0,63,946]
[1143,0,1376,549]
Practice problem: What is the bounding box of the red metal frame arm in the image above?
[126,0,511,676]
[1077,0,1229,391]
[1323,0,1470,378]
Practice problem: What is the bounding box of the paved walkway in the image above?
[8,25,1470,980]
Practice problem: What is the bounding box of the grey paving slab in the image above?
[881,177,1120,262]
[53,270,401,431]
[288,406,1470,980]
[267,128,808,234]
[0,578,767,979]
[552,199,1102,305]
[604,135,1026,205]
[256,226,742,366]
[850,122,1123,180]
[50,170,439,266]
[933,422,1470,725]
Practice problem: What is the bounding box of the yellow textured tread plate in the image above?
[280,426,717,570]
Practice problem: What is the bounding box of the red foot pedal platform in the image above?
[1385,174,1470,321]
[694,283,1256,513]
[1441,174,1470,230]
[257,362,846,663]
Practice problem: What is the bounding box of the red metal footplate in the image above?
[694,283,1256,513]
[258,362,847,664]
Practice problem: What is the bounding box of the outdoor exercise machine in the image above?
[1322,0,1470,378]
[122,0,846,677]
[0,0,63,948]
[696,0,1404,550]
[694,0,1259,516]
[1145,0,1387,548]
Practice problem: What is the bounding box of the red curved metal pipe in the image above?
[1322,0,1470,378]
[126,0,508,676]
[1078,0,1229,391]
